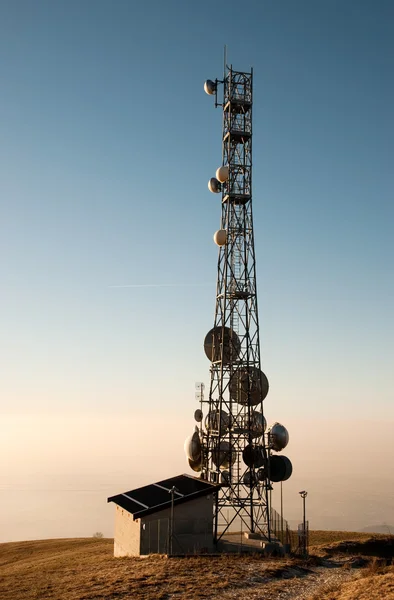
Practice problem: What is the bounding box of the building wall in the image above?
[113,504,141,557]
[140,494,214,555]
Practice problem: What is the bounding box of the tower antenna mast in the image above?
[185,62,292,545]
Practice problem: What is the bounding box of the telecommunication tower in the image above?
[185,61,292,544]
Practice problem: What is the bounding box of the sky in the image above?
[0,0,393,542]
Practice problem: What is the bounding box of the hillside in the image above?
[0,534,393,600]
[360,525,394,535]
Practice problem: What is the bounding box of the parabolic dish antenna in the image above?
[243,411,267,438]
[184,431,201,462]
[204,326,241,364]
[212,441,236,470]
[213,229,227,246]
[243,471,256,487]
[216,165,229,183]
[194,409,203,423]
[208,177,221,193]
[188,457,202,472]
[204,79,216,95]
[242,444,265,468]
[269,455,293,482]
[229,367,269,405]
[269,423,289,452]
[205,409,229,434]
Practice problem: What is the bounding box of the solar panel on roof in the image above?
[107,474,220,519]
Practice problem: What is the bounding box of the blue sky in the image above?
[1,0,392,419]
[0,0,393,537]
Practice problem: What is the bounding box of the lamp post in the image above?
[299,490,308,555]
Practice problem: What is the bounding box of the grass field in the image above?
[0,533,393,600]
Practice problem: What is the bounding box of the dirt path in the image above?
[221,558,360,600]
[269,566,356,599]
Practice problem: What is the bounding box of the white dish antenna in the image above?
[213,229,227,246]
[216,165,229,183]
[184,431,202,462]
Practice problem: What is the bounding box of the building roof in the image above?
[107,474,220,519]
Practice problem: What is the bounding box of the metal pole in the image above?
[280,481,284,544]
[303,495,306,555]
[167,517,171,555]
[168,486,177,556]
[171,488,174,555]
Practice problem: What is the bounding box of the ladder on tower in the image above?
[230,245,242,336]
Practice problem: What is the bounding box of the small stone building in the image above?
[107,474,220,556]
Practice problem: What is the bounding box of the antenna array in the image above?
[185,62,292,543]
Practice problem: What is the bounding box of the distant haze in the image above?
[360,525,394,535]
[1,414,393,542]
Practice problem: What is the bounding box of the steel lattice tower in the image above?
[185,61,292,547]
[203,65,271,542]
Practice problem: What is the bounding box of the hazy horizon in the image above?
[1,414,393,542]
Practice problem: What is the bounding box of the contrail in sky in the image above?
[109,283,211,289]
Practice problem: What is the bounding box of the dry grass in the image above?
[310,533,394,558]
[308,529,388,547]
[0,538,308,600]
[308,566,394,599]
[307,538,394,599]
[1,534,393,600]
